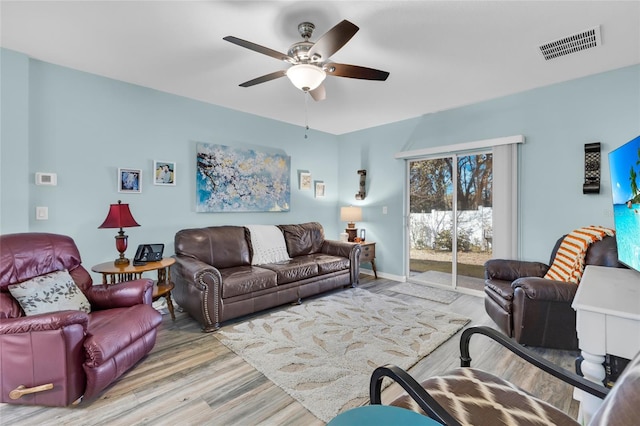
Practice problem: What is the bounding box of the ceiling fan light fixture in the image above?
[286,64,326,92]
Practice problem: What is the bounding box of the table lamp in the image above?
[98,200,140,266]
[340,206,362,242]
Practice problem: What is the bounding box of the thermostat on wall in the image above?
[35,172,57,186]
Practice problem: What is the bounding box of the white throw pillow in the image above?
[8,269,91,315]
[247,225,291,265]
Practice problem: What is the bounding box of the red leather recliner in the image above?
[0,233,163,406]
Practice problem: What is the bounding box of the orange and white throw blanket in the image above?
[544,225,615,284]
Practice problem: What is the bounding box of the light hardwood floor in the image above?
[0,276,580,425]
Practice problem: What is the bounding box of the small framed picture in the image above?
[300,172,312,190]
[118,168,142,193]
[154,160,176,186]
[315,181,325,198]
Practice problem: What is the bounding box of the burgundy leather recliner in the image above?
[0,233,163,406]
[484,235,623,350]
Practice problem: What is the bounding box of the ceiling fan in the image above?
[223,20,389,101]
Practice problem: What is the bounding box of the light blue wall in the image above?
[339,64,640,276]
[337,120,418,279]
[2,48,639,280]
[1,49,342,279]
[1,49,30,232]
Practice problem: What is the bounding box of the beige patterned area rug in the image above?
[216,288,470,422]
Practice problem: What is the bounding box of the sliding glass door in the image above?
[408,152,493,292]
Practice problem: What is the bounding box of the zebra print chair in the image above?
[370,326,639,426]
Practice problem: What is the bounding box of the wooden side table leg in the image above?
[156,267,175,320]
[371,260,378,279]
[165,292,176,321]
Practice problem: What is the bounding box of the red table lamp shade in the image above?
[99,201,140,229]
[99,200,140,266]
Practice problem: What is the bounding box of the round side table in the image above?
[91,257,176,320]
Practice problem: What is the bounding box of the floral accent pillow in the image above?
[8,269,91,315]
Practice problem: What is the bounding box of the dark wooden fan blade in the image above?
[308,20,359,61]
[309,84,326,101]
[325,63,390,81]
[223,36,294,62]
[239,70,287,87]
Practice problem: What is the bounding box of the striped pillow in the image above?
[544,226,615,283]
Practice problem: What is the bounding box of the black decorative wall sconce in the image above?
[356,169,367,200]
[583,142,601,194]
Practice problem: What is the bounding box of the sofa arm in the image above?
[484,259,549,281]
[84,279,154,310]
[512,278,580,348]
[174,256,222,285]
[322,240,361,285]
[172,255,223,332]
[0,310,89,334]
[0,310,88,406]
[512,277,578,303]
[321,240,355,258]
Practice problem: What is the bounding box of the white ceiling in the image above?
[2,1,639,135]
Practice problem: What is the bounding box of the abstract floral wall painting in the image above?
[196,142,291,212]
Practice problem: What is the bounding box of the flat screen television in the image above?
[608,135,640,272]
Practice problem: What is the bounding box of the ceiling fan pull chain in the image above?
[304,91,310,139]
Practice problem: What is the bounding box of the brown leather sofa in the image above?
[172,222,361,332]
[484,235,623,349]
[0,233,163,406]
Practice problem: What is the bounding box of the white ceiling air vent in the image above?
[539,25,601,61]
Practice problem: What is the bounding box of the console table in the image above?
[571,265,640,423]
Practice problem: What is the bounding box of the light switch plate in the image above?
[36,206,48,220]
